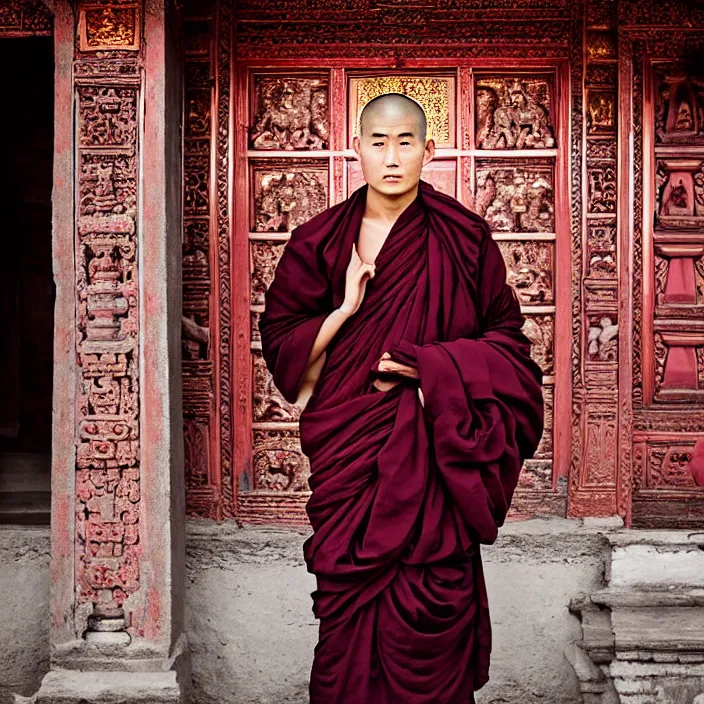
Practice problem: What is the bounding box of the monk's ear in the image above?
[423,138,436,166]
[352,135,361,158]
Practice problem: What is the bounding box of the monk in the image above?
[259,93,545,704]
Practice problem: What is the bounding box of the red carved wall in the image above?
[180,0,704,529]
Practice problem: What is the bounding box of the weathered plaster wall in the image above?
[0,528,50,704]
[0,519,609,704]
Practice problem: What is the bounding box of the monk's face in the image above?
[353,102,435,198]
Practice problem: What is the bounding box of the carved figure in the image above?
[255,171,328,232]
[588,316,618,361]
[482,79,555,150]
[477,168,554,232]
[251,79,328,150]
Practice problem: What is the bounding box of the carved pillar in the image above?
[568,0,621,519]
[36,1,189,701]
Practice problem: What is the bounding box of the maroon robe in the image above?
[259,179,544,704]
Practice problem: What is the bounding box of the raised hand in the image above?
[339,243,376,317]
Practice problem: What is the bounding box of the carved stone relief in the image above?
[184,419,210,488]
[586,30,616,61]
[252,353,300,423]
[586,222,617,278]
[474,162,554,232]
[75,65,141,636]
[587,314,618,362]
[583,411,617,485]
[647,443,698,489]
[250,76,329,150]
[251,162,329,232]
[181,9,222,519]
[185,87,211,138]
[184,155,210,214]
[0,1,52,33]
[251,242,285,307]
[655,159,704,228]
[586,90,616,135]
[78,4,140,52]
[475,76,555,150]
[587,161,616,214]
[78,87,138,147]
[535,382,554,459]
[253,429,310,492]
[655,66,704,145]
[521,314,554,376]
[497,240,554,305]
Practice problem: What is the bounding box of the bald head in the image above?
[359,93,428,143]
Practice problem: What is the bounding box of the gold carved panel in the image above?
[474,161,554,233]
[78,4,141,52]
[249,75,329,151]
[346,159,456,198]
[250,160,329,232]
[348,75,455,148]
[586,90,616,136]
[497,240,554,306]
[475,76,555,150]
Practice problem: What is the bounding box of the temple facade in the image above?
[0,1,703,703]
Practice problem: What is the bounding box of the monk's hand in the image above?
[376,351,419,379]
[339,243,375,317]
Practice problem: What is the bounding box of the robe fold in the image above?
[259,179,544,704]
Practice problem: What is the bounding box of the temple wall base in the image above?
[569,532,704,704]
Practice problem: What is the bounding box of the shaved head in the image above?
[359,93,427,142]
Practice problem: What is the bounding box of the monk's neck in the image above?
[364,183,419,227]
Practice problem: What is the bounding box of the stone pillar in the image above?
[34,1,189,701]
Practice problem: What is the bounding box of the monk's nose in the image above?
[384,144,399,166]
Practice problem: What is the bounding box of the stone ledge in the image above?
[31,671,183,704]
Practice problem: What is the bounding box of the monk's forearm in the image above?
[306,308,350,368]
[294,308,350,407]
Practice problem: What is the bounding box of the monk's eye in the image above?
[372,142,384,147]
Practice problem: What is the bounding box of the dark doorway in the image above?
[0,37,54,524]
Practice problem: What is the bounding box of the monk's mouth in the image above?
[383,175,402,181]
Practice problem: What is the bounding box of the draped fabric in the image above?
[259,179,544,704]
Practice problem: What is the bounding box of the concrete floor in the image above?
[0,518,611,704]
